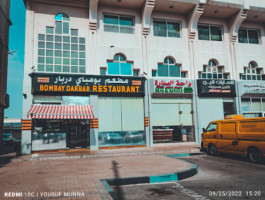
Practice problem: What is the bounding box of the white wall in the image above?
[235,21,265,75]
[22,3,90,119]
[97,6,143,75]
[196,98,224,143]
[148,11,190,77]
[193,17,233,79]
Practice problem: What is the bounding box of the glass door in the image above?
[66,120,90,148]
[223,102,236,117]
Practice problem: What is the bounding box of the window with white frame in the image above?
[198,25,222,41]
[107,54,132,76]
[104,14,134,34]
[199,59,228,79]
[240,61,264,80]
[37,13,86,73]
[153,20,181,38]
[241,98,265,118]
[238,28,259,44]
[155,57,186,77]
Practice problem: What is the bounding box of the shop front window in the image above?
[241,98,265,118]
[98,97,145,147]
[37,13,86,73]
[151,99,194,142]
[32,119,90,151]
[252,99,262,111]
[241,98,251,112]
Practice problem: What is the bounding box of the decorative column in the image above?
[228,7,248,115]
[88,0,98,74]
[141,0,155,147]
[89,95,99,150]
[187,1,205,144]
[22,2,35,154]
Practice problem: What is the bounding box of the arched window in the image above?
[200,59,227,79]
[37,13,86,73]
[114,54,126,62]
[241,61,262,80]
[157,56,182,77]
[248,61,257,68]
[208,59,217,67]
[107,54,132,75]
[55,13,70,34]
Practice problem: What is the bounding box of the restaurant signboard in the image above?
[151,79,193,94]
[31,73,145,97]
[197,79,236,97]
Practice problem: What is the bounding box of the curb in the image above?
[101,153,203,200]
[12,149,201,162]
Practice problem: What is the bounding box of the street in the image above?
[118,154,265,200]
[1,146,265,200]
[0,144,198,200]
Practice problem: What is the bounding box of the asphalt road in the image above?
[118,154,265,200]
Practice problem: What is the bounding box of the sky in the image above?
[5,0,26,118]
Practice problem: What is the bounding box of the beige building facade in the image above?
[22,0,265,154]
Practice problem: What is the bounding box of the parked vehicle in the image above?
[2,133,13,145]
[125,131,144,143]
[14,136,21,143]
[104,133,124,144]
[201,115,265,163]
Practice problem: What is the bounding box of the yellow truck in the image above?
[201,115,265,163]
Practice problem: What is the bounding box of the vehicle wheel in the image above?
[207,144,218,156]
[247,148,262,164]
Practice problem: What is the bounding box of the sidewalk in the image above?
[14,142,200,162]
[0,143,201,200]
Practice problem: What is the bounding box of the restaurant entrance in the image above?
[28,104,94,151]
[67,120,89,148]
[32,119,90,151]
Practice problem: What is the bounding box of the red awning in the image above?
[27,105,94,119]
